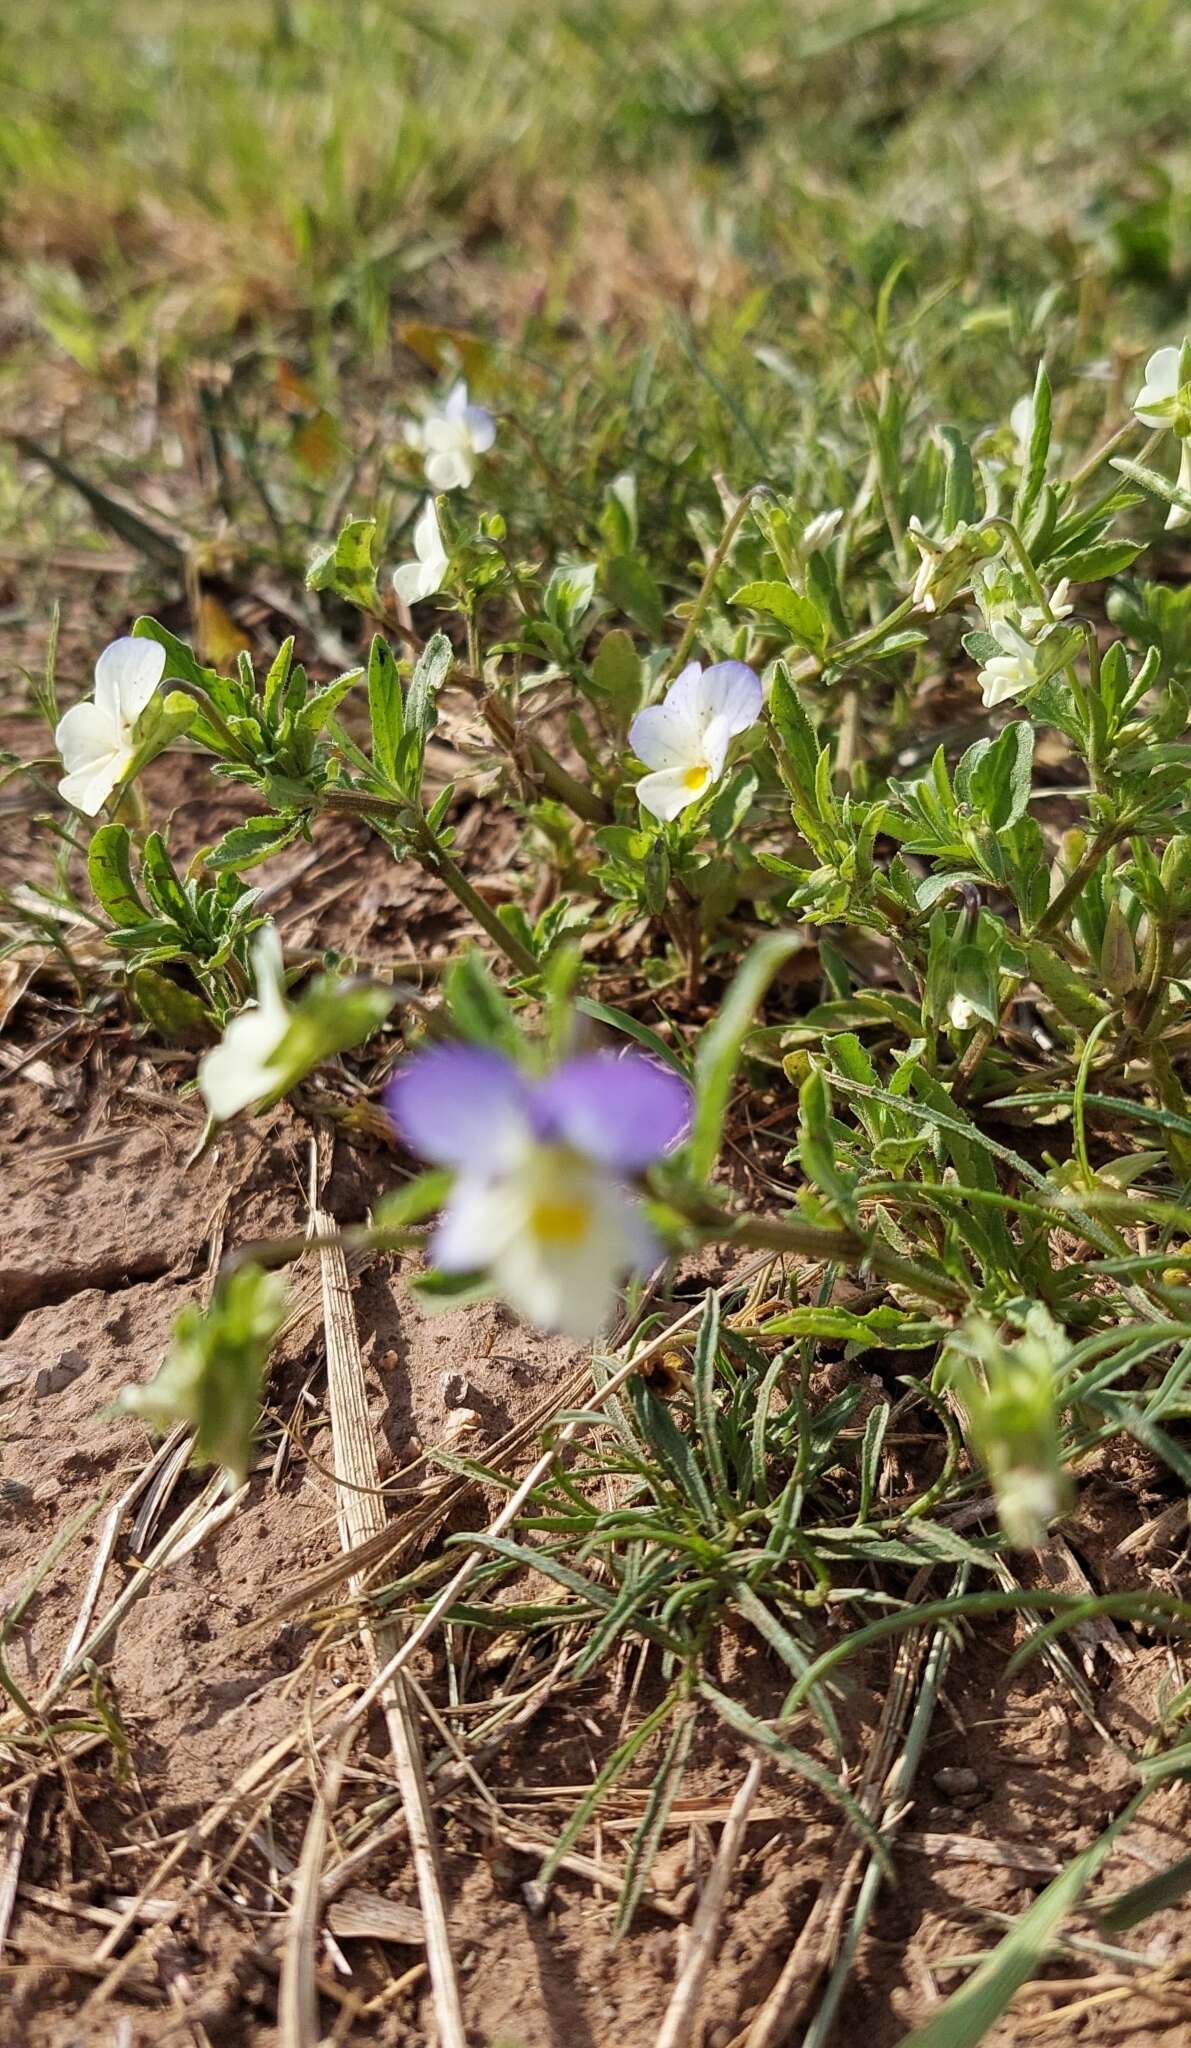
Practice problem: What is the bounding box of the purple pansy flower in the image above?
[387,1046,691,1339]
[628,660,762,823]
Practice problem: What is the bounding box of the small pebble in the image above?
[932,1765,980,1797]
[34,1350,89,1399]
[440,1369,470,1408]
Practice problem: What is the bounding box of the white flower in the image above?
[1132,344,1186,429]
[799,508,843,555]
[947,992,977,1031]
[403,379,495,491]
[1019,578,1072,637]
[392,499,449,605]
[198,925,290,1122]
[628,661,762,823]
[55,637,166,816]
[976,619,1041,709]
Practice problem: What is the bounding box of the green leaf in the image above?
[689,934,800,1180]
[118,1265,289,1488]
[1051,541,1142,582]
[367,633,405,782]
[963,719,1034,832]
[574,998,689,1077]
[406,630,452,742]
[261,637,295,722]
[140,833,192,929]
[295,666,364,739]
[204,814,304,873]
[591,628,643,713]
[305,516,379,609]
[1015,361,1051,519]
[88,824,148,927]
[602,555,665,639]
[130,968,214,1047]
[732,580,825,649]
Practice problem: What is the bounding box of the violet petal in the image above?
[386,1045,529,1168]
[531,1051,691,1171]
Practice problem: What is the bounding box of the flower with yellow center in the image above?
[386,1044,692,1340]
[628,660,762,823]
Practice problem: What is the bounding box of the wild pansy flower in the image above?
[1133,342,1191,530]
[392,499,449,605]
[55,637,167,816]
[387,1045,692,1339]
[198,924,291,1121]
[976,618,1042,709]
[628,661,762,823]
[403,379,496,491]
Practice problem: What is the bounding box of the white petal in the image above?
[432,1176,512,1272]
[392,560,436,604]
[197,1006,286,1120]
[58,746,129,816]
[55,698,120,772]
[636,764,706,822]
[1144,346,1181,398]
[425,447,472,491]
[93,637,166,728]
[628,663,707,769]
[690,662,762,740]
[443,380,469,420]
[249,923,289,1029]
[413,496,442,564]
[489,1172,639,1340]
[462,405,496,453]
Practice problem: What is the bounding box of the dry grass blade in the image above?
[311,1148,466,2048]
[654,1757,763,2048]
[279,1743,347,2048]
[0,1786,33,1959]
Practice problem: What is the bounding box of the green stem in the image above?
[663,487,765,684]
[704,1210,967,1311]
[319,789,540,979]
[1032,821,1128,942]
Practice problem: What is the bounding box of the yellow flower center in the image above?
[683,762,711,792]
[529,1196,591,1247]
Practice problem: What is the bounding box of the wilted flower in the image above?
[198,924,291,1121]
[392,499,449,605]
[976,619,1042,708]
[403,379,495,491]
[799,508,843,556]
[55,637,166,816]
[386,1044,692,1338]
[907,517,998,615]
[628,660,762,823]
[1019,577,1072,636]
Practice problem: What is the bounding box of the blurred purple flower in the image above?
[387,1045,691,1338]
